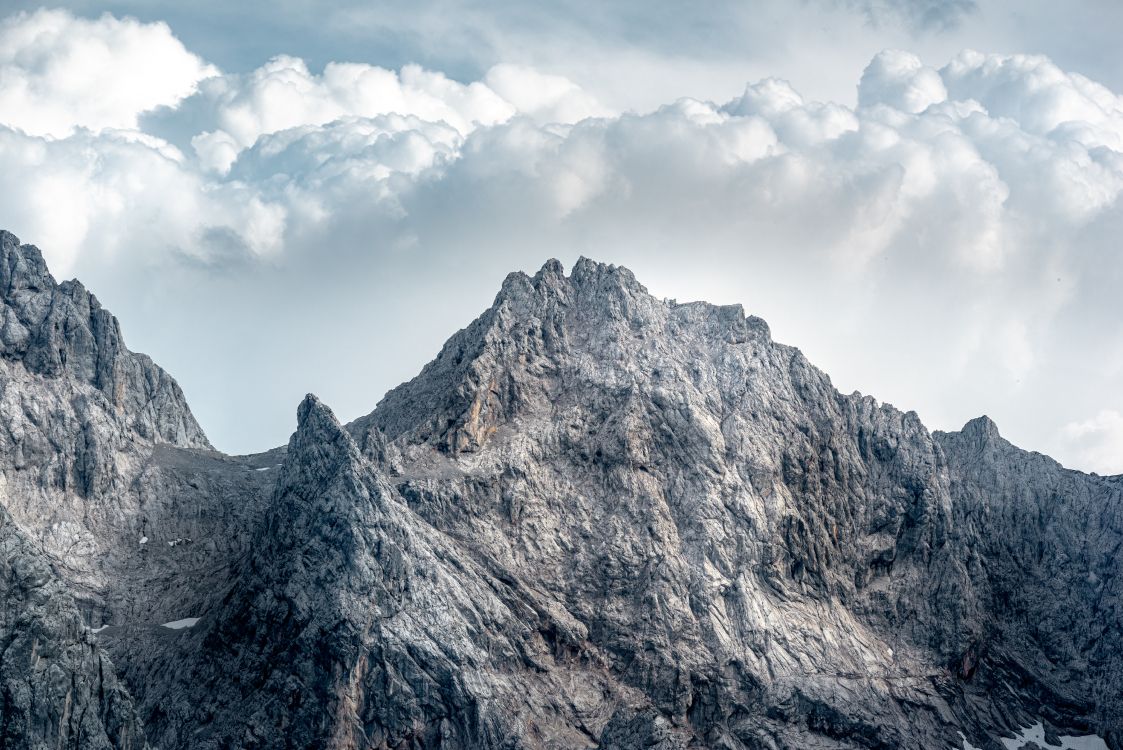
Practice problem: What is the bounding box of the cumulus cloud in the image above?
[0,8,1120,473]
[941,50,1123,145]
[0,9,215,137]
[483,64,613,124]
[186,56,519,173]
[858,50,947,113]
[0,126,285,274]
[177,56,612,174]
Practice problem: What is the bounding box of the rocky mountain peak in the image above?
[0,228,209,449]
[535,256,565,280]
[362,257,777,455]
[282,393,365,491]
[0,229,54,294]
[960,414,1001,441]
[570,255,646,293]
[0,237,1119,750]
[493,257,649,315]
[935,414,1012,468]
[296,392,349,445]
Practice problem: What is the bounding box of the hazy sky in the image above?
[0,1,1122,474]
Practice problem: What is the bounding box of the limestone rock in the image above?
[0,506,146,750]
[0,238,1119,750]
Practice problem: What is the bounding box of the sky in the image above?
[0,1,1121,474]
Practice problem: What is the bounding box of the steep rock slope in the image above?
[0,231,208,451]
[0,232,271,749]
[353,259,1119,747]
[0,232,274,627]
[937,420,1123,742]
[0,505,146,750]
[118,259,1120,749]
[0,235,1119,749]
[125,395,631,750]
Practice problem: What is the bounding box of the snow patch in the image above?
[139,536,148,544]
[1000,723,1108,750]
[161,617,200,630]
[90,624,109,634]
[963,722,1107,750]
[255,466,272,471]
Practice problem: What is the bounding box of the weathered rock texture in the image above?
[0,233,1118,749]
[0,231,272,749]
[0,506,146,750]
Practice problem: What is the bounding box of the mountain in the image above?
[0,232,1118,750]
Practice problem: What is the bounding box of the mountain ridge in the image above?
[0,232,1117,749]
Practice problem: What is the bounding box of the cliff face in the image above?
[0,506,147,750]
[0,232,269,750]
[936,421,1123,740]
[0,230,209,451]
[0,235,1118,749]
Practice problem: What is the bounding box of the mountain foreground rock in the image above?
[0,231,1118,749]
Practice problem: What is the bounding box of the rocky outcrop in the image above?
[347,259,1120,748]
[937,419,1123,746]
[0,237,1119,749]
[0,506,146,750]
[123,395,628,749]
[0,231,208,450]
[0,232,268,749]
[0,233,270,623]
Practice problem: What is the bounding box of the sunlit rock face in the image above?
[0,232,1119,749]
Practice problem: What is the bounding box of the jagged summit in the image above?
[356,255,777,455]
[0,229,210,449]
[295,391,349,444]
[961,414,1000,436]
[499,256,646,297]
[0,234,1119,750]
[0,229,54,291]
[933,414,1004,451]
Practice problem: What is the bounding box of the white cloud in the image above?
[0,9,216,137]
[483,64,613,124]
[0,127,284,274]
[725,78,858,147]
[941,50,1123,144]
[200,56,511,145]
[859,49,947,113]
[184,56,611,174]
[1060,411,1123,475]
[0,9,1121,473]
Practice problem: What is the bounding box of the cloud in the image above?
[0,9,216,137]
[483,64,613,124]
[941,50,1123,145]
[0,127,285,274]
[858,50,947,113]
[0,8,1120,474]
[833,0,978,32]
[186,56,519,173]
[174,55,614,174]
[1061,411,1123,476]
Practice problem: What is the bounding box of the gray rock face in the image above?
[0,231,231,605]
[0,236,1119,749]
[0,506,145,750]
[936,420,1123,743]
[0,231,209,451]
[0,232,269,749]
